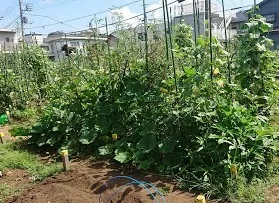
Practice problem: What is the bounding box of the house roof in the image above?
[45,36,107,43]
[258,0,272,6]
[231,0,271,23]
[25,33,43,36]
[231,11,248,23]
[0,29,16,33]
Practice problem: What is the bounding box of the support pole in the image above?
[209,0,213,83]
[162,0,170,69]
[18,0,25,43]
[143,0,149,73]
[164,0,178,92]
[221,0,231,83]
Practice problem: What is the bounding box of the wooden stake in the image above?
[0,133,4,144]
[60,150,70,171]
[196,195,206,203]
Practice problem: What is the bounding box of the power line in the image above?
[25,0,142,30]
[65,0,177,35]
[26,13,82,30]
[0,0,17,19]
[33,0,77,10]
[4,15,20,28]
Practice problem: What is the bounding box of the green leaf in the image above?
[137,133,157,152]
[36,136,48,147]
[52,127,59,132]
[139,159,153,170]
[158,138,177,153]
[99,145,114,155]
[79,129,98,145]
[46,137,57,146]
[114,152,131,163]
[163,153,183,168]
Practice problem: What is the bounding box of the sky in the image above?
[0,0,262,35]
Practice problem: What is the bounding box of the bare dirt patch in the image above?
[0,126,14,142]
[7,160,196,203]
[266,185,279,203]
[0,169,30,188]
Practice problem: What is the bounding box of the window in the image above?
[5,37,9,42]
[265,14,275,23]
[70,42,80,47]
[50,44,54,52]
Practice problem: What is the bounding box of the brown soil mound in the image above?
[7,160,196,203]
[0,169,30,189]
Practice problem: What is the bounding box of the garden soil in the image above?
[7,160,196,203]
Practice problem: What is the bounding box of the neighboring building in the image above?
[173,0,234,41]
[25,33,52,59]
[45,30,106,60]
[231,0,279,47]
[0,29,17,52]
[25,33,44,45]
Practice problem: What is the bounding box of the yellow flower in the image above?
[5,111,10,116]
[230,164,238,175]
[213,68,220,77]
[160,88,168,94]
[0,133,4,137]
[112,134,118,140]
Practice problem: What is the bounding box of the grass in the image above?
[0,184,14,203]
[0,141,62,202]
[227,158,279,203]
[227,109,279,203]
[0,142,62,180]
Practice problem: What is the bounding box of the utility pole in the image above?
[18,0,24,42]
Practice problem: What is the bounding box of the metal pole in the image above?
[221,0,231,83]
[193,0,197,44]
[254,0,257,16]
[162,0,170,69]
[18,0,25,42]
[209,0,213,83]
[143,0,149,72]
[105,17,112,74]
[164,0,178,92]
[197,0,200,36]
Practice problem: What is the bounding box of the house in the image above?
[0,29,18,52]
[24,33,52,59]
[24,33,46,46]
[173,0,235,41]
[231,0,279,47]
[45,30,106,60]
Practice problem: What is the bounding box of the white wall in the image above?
[25,35,44,45]
[0,32,17,51]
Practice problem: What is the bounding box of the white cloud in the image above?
[109,6,141,28]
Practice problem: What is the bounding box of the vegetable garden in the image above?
[1,13,279,201]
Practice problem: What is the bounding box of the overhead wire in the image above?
[0,0,18,19]
[25,13,82,30]
[4,15,20,28]
[25,0,142,30]
[32,0,78,10]
[25,0,177,32]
